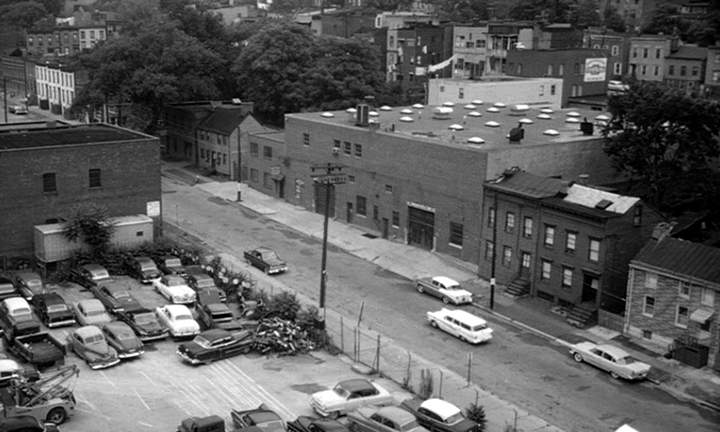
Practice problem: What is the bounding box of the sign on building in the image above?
[584,58,607,82]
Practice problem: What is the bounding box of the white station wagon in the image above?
[426,308,493,344]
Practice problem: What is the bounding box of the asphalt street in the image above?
[161,175,720,432]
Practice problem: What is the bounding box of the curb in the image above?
[472,301,571,347]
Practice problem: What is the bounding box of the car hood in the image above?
[265,257,286,266]
[114,337,143,352]
[311,390,345,408]
[82,341,114,357]
[133,319,165,335]
[177,342,207,357]
[82,314,110,325]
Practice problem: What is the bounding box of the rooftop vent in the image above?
[471,99,484,105]
[464,104,477,110]
[442,101,455,107]
[566,111,581,117]
[565,117,580,123]
[449,124,464,131]
[595,199,613,210]
[432,107,453,119]
[487,107,500,113]
[540,108,554,114]
[412,103,424,109]
[380,105,392,111]
[231,98,243,104]
[485,121,500,127]
[595,114,609,121]
[493,102,506,108]
[537,113,552,120]
[467,111,482,118]
[356,104,369,126]
[543,129,559,136]
[519,118,533,124]
[400,108,413,114]
[321,112,334,118]
[399,116,413,122]
[369,111,379,117]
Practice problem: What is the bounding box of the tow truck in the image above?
[0,364,78,425]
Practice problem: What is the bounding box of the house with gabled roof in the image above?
[624,231,720,370]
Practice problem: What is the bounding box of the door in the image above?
[408,206,434,250]
[520,252,531,278]
[582,274,599,303]
[346,202,353,223]
[381,218,389,239]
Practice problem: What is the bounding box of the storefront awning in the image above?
[690,308,715,324]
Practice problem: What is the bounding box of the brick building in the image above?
[35,62,87,118]
[485,21,533,75]
[664,45,707,96]
[0,123,160,259]
[451,24,488,79]
[584,30,631,79]
[0,55,37,104]
[624,234,720,370]
[428,77,564,109]
[628,35,678,81]
[705,45,720,98]
[242,130,287,198]
[598,0,660,31]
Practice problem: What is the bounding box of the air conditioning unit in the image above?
[332,148,340,155]
[356,104,369,127]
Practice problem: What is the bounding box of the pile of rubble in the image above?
[252,317,315,355]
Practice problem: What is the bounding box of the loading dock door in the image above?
[408,206,434,250]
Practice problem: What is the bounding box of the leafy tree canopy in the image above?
[432,0,490,21]
[508,0,572,22]
[0,1,48,28]
[602,4,625,33]
[64,204,114,255]
[568,0,601,28]
[603,81,720,210]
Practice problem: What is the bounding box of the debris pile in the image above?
[252,317,315,355]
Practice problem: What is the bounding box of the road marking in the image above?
[138,421,154,428]
[99,370,117,387]
[134,388,151,410]
[223,360,296,420]
[211,362,261,407]
[139,370,158,387]
[75,396,97,411]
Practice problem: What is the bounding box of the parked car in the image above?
[71,264,113,288]
[90,281,143,314]
[31,293,76,328]
[177,415,226,432]
[176,328,254,365]
[0,297,41,336]
[67,325,120,370]
[126,256,162,284]
[400,398,480,432]
[288,416,348,432]
[156,304,200,339]
[10,271,45,301]
[426,309,492,345]
[102,321,144,359]
[0,275,20,300]
[186,270,226,303]
[244,247,288,275]
[153,275,196,305]
[116,307,169,342]
[72,299,112,326]
[196,303,249,331]
[158,256,187,276]
[310,379,395,419]
[415,277,472,305]
[0,415,59,432]
[9,105,28,115]
[347,406,428,432]
[569,342,651,380]
[231,404,286,432]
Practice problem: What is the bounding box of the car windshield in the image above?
[24,279,43,288]
[263,251,281,261]
[91,269,110,279]
[85,334,105,344]
[175,314,193,321]
[193,335,212,348]
[332,384,350,398]
[166,258,182,267]
[134,312,156,324]
[167,277,185,286]
[196,278,215,288]
[87,308,105,316]
[212,311,233,320]
[471,324,487,331]
[140,263,156,271]
[399,420,420,431]
[113,290,130,298]
[115,331,136,341]
[444,412,464,424]
[47,304,68,312]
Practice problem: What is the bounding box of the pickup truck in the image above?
[0,297,43,337]
[196,303,254,331]
[4,326,65,369]
[415,276,473,305]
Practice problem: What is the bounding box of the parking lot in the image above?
[3,277,412,431]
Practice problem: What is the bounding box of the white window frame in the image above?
[544,225,555,247]
[701,288,715,307]
[562,267,573,288]
[675,305,688,328]
[645,273,657,289]
[643,296,655,317]
[541,260,551,279]
[589,238,600,262]
[523,217,533,237]
[565,231,576,252]
[678,281,691,299]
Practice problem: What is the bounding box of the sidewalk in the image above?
[163,161,720,414]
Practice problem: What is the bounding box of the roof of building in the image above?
[198,107,250,134]
[485,170,568,198]
[563,184,639,214]
[0,124,153,150]
[666,45,707,60]
[632,237,720,285]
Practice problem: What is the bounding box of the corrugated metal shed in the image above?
[633,238,720,285]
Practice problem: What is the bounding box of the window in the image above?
[384,184,393,193]
[333,139,341,150]
[655,48,661,58]
[641,64,647,75]
[42,173,56,193]
[691,66,699,76]
[487,207,495,228]
[544,225,555,247]
[458,88,464,99]
[303,133,310,146]
[88,168,101,188]
[521,252,531,269]
[263,172,272,188]
[249,168,258,182]
[574,63,580,74]
[633,205,642,226]
[354,143,362,157]
[449,222,463,247]
[200,148,205,158]
[632,48,637,58]
[701,288,715,307]
[645,273,657,289]
[523,217,533,238]
[356,196,367,216]
[653,65,659,76]
[502,246,512,266]
[643,48,648,58]
[611,45,619,56]
[348,175,355,183]
[588,238,600,262]
[614,62,622,75]
[675,305,689,328]
[516,63,522,74]
[562,267,573,288]
[373,205,378,220]
[484,241,494,261]
[550,84,556,95]
[669,65,675,75]
[250,142,258,157]
[541,260,552,279]
[344,141,352,155]
[558,64,564,76]
[547,64,553,76]
[643,296,655,316]
[565,231,577,252]
[680,65,687,76]
[678,282,691,299]
[539,84,544,96]
[505,212,515,232]
[262,146,273,160]
[392,211,399,227]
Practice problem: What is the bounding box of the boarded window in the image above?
[89,168,101,188]
[42,173,57,193]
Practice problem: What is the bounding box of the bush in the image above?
[418,369,433,399]
[264,291,301,321]
[464,403,487,431]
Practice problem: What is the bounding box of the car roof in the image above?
[103,321,133,334]
[37,292,65,304]
[104,284,128,293]
[164,304,191,314]
[420,399,460,420]
[338,378,374,393]
[437,308,487,326]
[201,328,231,341]
[377,406,416,423]
[432,276,459,286]
[596,344,630,358]
[2,297,30,309]
[14,271,42,280]
[0,358,21,371]
[82,263,107,272]
[78,298,105,310]
[206,303,230,312]
[75,325,103,338]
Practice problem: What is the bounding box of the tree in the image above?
[64,204,114,256]
[508,0,571,22]
[0,1,48,29]
[603,81,720,209]
[602,5,626,33]
[432,0,490,21]
[569,0,601,28]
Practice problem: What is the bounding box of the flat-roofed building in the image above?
[428,77,564,109]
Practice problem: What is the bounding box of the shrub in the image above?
[264,291,301,321]
[418,369,433,399]
[464,403,487,431]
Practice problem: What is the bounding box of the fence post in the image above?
[340,316,344,353]
[353,327,358,362]
[375,334,381,375]
[438,370,443,398]
[466,352,472,385]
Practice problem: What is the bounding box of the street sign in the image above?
[312,174,346,185]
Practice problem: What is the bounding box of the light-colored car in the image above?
[415,276,473,305]
[156,304,200,338]
[102,321,145,359]
[10,271,45,301]
[153,275,196,305]
[67,325,120,370]
[400,398,479,432]
[348,406,429,432]
[72,299,112,326]
[569,342,651,380]
[310,379,395,419]
[426,308,492,344]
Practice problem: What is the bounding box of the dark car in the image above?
[288,416,348,432]
[31,292,76,328]
[0,276,20,300]
[176,328,254,365]
[89,281,143,314]
[116,307,169,342]
[185,269,226,303]
[243,247,288,275]
[400,398,480,432]
[0,415,59,432]
[70,263,113,289]
[102,321,145,359]
[177,415,226,432]
[231,404,286,432]
[126,256,162,284]
[196,286,227,307]
[10,271,45,301]
[196,303,249,331]
[158,256,187,276]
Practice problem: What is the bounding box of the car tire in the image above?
[442,296,450,304]
[264,266,269,275]
[610,371,620,380]
[573,353,583,363]
[458,335,466,342]
[328,411,340,420]
[430,320,438,328]
[416,284,424,293]
[46,407,67,424]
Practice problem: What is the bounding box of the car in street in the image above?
[126,256,162,284]
[415,277,473,305]
[400,398,480,432]
[31,293,76,328]
[569,342,651,380]
[310,379,395,419]
[72,299,112,326]
[67,325,121,370]
[426,309,492,345]
[347,406,429,432]
[0,275,20,300]
[177,328,254,365]
[71,263,113,289]
[10,271,45,301]
[9,105,28,115]
[157,255,187,276]
[288,416,348,432]
[244,247,288,275]
[102,321,144,359]
[115,307,169,342]
[89,281,143,314]
[231,404,286,432]
[156,304,200,339]
[153,275,196,305]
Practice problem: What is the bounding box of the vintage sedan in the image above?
[156,304,200,339]
[158,255,187,276]
[244,247,288,275]
[569,342,651,380]
[400,398,480,432]
[71,263,113,288]
[31,293,75,328]
[231,404,286,432]
[310,379,395,419]
[347,406,429,432]
[90,282,143,314]
[72,299,112,326]
[116,307,169,342]
[126,256,162,284]
[176,328,253,365]
[415,277,473,305]
[102,321,145,359]
[426,309,492,345]
[186,270,227,303]
[288,416,348,432]
[153,275,196,305]
[67,325,120,370]
[10,271,45,301]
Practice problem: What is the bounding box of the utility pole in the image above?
[490,191,498,310]
[310,163,346,314]
[2,78,7,124]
